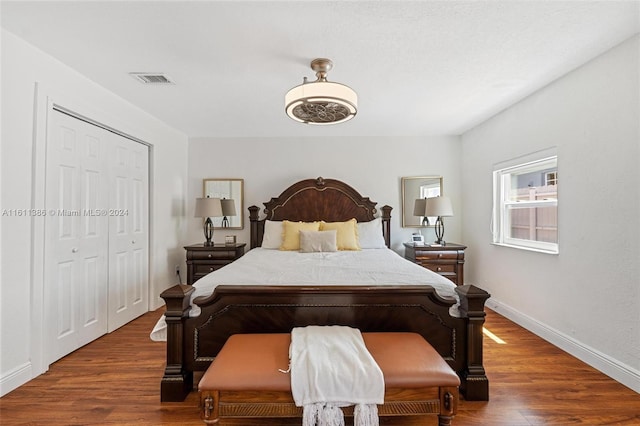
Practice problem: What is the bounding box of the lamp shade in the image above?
[194,197,223,218]
[413,198,427,216]
[425,196,453,217]
[221,199,237,217]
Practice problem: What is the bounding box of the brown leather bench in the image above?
[198,332,460,425]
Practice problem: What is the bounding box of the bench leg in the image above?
[439,386,458,426]
[201,391,220,425]
[438,414,453,426]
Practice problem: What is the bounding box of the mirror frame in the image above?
[203,178,244,230]
[401,176,443,228]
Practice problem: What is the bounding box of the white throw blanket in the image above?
[289,326,384,426]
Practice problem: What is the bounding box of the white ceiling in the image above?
[2,1,639,138]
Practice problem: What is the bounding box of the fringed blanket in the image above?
[289,326,384,426]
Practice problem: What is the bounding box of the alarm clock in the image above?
[411,233,424,245]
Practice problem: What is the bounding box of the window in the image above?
[545,171,557,186]
[493,155,558,253]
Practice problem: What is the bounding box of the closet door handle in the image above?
[71,247,78,253]
[131,240,136,244]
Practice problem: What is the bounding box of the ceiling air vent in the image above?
[129,72,175,84]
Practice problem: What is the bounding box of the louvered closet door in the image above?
[107,134,149,332]
[44,110,109,363]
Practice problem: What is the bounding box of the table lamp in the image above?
[425,195,453,245]
[194,197,223,246]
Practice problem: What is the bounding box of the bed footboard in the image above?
[159,284,490,402]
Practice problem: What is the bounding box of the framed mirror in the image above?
[401,176,442,227]
[203,178,244,229]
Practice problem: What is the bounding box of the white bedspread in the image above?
[150,248,459,341]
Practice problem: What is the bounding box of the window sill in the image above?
[491,242,559,255]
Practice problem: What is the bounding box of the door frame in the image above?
[31,83,152,377]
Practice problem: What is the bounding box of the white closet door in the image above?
[108,134,149,332]
[45,110,109,363]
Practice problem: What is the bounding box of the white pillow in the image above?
[299,230,338,253]
[261,220,283,249]
[357,217,387,249]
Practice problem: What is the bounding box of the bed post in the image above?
[249,205,261,249]
[455,284,491,401]
[380,205,392,248]
[160,284,195,402]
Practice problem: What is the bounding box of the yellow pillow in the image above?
[319,218,360,250]
[280,220,320,251]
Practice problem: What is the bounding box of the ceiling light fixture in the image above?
[285,58,357,125]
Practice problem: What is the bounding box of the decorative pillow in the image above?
[299,230,338,253]
[319,218,360,250]
[280,220,321,251]
[357,217,387,249]
[261,220,283,249]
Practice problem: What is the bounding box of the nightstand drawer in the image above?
[193,263,228,275]
[422,263,456,274]
[188,250,238,261]
[416,251,459,261]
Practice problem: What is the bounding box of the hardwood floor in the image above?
[1,308,638,425]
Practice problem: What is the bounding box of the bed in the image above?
[158,177,490,402]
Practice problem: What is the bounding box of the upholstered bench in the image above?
[198,332,460,426]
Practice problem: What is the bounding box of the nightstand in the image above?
[403,242,466,286]
[184,243,246,285]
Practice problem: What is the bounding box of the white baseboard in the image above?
[0,362,32,397]
[486,298,640,394]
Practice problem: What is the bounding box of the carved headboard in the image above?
[249,177,392,248]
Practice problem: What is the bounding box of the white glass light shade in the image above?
[194,197,223,218]
[285,81,358,125]
[425,196,454,217]
[220,199,237,217]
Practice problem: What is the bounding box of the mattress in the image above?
[150,248,459,341]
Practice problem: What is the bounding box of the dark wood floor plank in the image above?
[1,308,639,425]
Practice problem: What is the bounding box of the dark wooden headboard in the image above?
[249,177,392,248]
